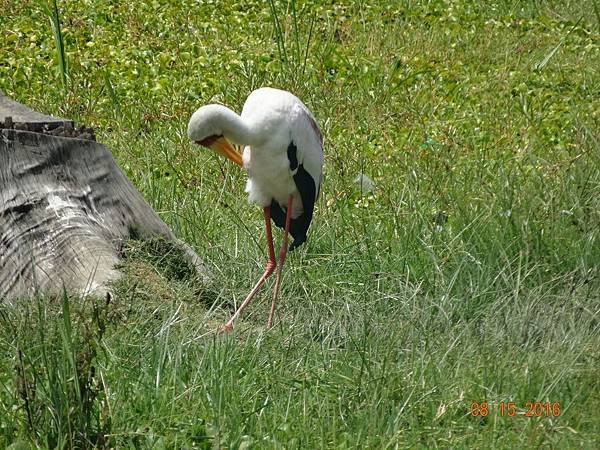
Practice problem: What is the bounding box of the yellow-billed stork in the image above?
[187,87,323,331]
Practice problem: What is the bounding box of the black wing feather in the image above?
[270,142,317,251]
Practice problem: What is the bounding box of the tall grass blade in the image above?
[534,17,582,71]
[291,0,300,70]
[302,13,316,78]
[268,0,288,67]
[267,0,315,85]
[104,70,122,120]
[36,0,68,89]
[49,0,68,90]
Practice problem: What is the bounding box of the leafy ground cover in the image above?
[1,0,599,448]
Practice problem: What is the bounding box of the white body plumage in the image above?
[240,88,323,218]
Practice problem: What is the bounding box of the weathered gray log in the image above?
[0,96,209,302]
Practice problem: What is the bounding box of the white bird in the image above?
[188,87,324,332]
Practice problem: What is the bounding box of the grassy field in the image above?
[1,0,600,448]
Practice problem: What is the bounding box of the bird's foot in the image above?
[218,322,234,334]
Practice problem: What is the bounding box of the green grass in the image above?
[1,0,600,448]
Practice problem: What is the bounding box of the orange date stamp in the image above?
[469,401,561,417]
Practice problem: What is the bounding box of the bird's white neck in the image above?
[188,104,260,147]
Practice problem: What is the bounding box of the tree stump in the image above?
[0,92,209,302]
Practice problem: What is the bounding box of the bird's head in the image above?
[188,105,243,166]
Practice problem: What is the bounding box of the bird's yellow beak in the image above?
[197,136,242,167]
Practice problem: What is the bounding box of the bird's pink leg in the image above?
[220,207,277,333]
[267,195,294,329]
